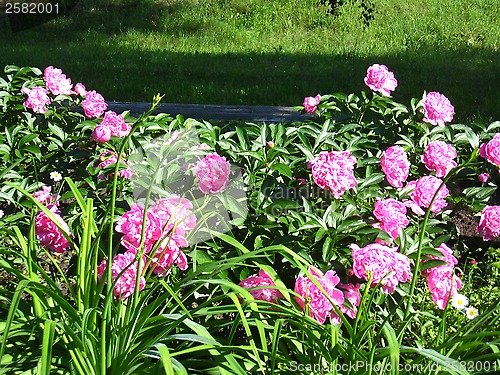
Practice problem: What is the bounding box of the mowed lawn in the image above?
[1,0,498,122]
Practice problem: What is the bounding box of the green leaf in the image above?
[270,163,292,179]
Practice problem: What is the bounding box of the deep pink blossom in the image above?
[426,266,462,309]
[477,205,500,241]
[150,233,189,276]
[44,66,73,95]
[421,92,454,127]
[407,175,449,214]
[479,173,490,183]
[421,243,458,276]
[195,153,231,194]
[337,283,361,320]
[309,150,357,198]
[92,125,112,143]
[35,205,71,253]
[294,267,344,324]
[22,86,51,113]
[303,94,321,113]
[373,198,409,240]
[351,243,412,294]
[364,64,397,96]
[97,150,133,179]
[99,111,131,138]
[479,133,500,167]
[380,146,410,188]
[115,204,163,253]
[33,185,59,206]
[239,269,284,303]
[82,90,107,118]
[97,251,145,300]
[422,141,457,177]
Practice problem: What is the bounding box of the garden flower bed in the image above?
[0,64,499,374]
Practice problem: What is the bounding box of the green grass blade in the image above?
[39,319,56,375]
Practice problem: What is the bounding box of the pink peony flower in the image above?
[92,125,112,143]
[115,204,163,253]
[22,86,51,113]
[426,266,462,309]
[294,267,344,324]
[421,243,458,276]
[422,141,457,177]
[351,242,412,294]
[74,83,87,97]
[337,283,361,320]
[35,205,71,253]
[33,185,59,206]
[303,94,321,113]
[407,175,449,214]
[478,173,490,183]
[479,134,500,167]
[372,198,409,240]
[97,150,133,180]
[239,269,284,303]
[82,90,107,118]
[309,150,357,198]
[150,233,189,276]
[477,205,500,241]
[364,64,398,96]
[100,111,131,138]
[97,251,145,300]
[44,66,73,95]
[421,92,454,127]
[195,153,231,194]
[380,146,410,188]
[151,196,197,236]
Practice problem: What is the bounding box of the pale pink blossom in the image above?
[164,130,182,146]
[74,83,87,96]
[33,185,59,206]
[373,198,409,239]
[364,64,398,96]
[477,205,500,241]
[82,90,107,118]
[351,243,412,294]
[422,141,457,177]
[151,196,197,236]
[421,92,454,127]
[92,125,112,143]
[407,175,449,214]
[44,66,73,95]
[479,173,490,183]
[380,146,410,188]
[294,267,344,324]
[309,150,357,198]
[35,205,71,253]
[479,134,500,167]
[97,251,145,300]
[426,266,462,309]
[99,111,131,138]
[195,153,231,194]
[22,86,51,113]
[239,269,284,303]
[303,94,321,113]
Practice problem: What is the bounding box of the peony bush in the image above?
[0,64,499,374]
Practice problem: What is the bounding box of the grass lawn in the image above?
[0,0,498,122]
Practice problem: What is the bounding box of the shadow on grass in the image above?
[0,10,498,122]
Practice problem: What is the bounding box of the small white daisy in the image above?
[451,293,469,310]
[0,209,4,219]
[465,306,479,320]
[50,171,63,182]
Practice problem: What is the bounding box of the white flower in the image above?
[50,171,63,182]
[465,306,479,320]
[0,209,4,219]
[451,293,469,310]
